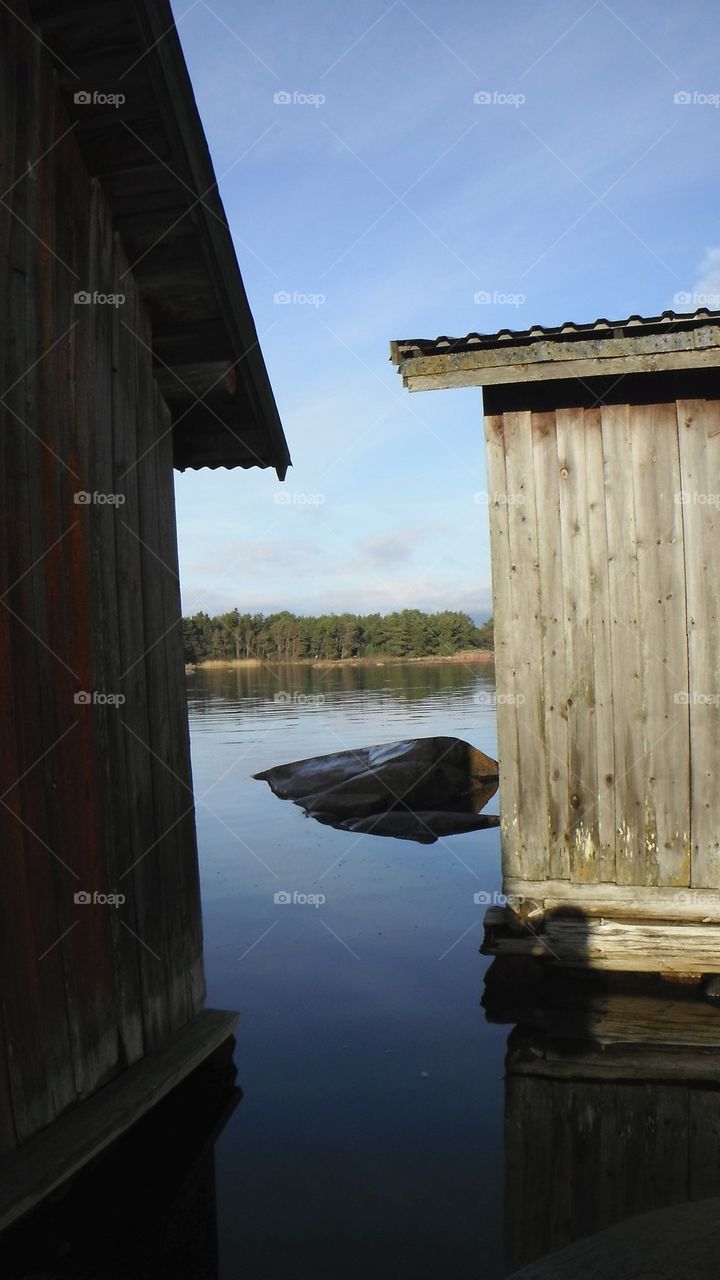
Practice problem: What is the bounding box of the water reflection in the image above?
[484,959,720,1278]
[187,658,498,724]
[0,1039,240,1280]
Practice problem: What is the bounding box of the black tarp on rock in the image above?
[253,736,499,843]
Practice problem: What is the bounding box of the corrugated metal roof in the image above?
[391,309,720,363]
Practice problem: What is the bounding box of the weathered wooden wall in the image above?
[0,9,204,1150]
[485,400,720,894]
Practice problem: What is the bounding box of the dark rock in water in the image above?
[253,736,499,843]
[335,808,500,844]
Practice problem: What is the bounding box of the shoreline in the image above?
[186,650,495,673]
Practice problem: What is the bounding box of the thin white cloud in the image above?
[693,246,720,301]
[358,531,417,566]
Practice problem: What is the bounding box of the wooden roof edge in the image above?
[390,313,720,391]
[130,0,291,479]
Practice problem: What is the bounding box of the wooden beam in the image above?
[482,908,720,972]
[395,324,720,375]
[400,345,720,391]
[507,1035,720,1082]
[502,879,720,921]
[0,1009,238,1233]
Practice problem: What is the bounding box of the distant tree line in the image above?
[183,609,494,664]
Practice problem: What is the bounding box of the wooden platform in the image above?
[0,1008,238,1234]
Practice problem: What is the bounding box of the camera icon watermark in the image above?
[675,490,720,507]
[473,890,531,909]
[473,490,525,506]
[473,90,525,108]
[273,691,325,706]
[74,889,125,907]
[473,290,526,307]
[673,290,720,310]
[74,690,126,707]
[273,290,325,308]
[273,90,325,108]
[675,691,720,706]
[273,889,326,907]
[474,690,525,706]
[74,490,126,506]
[273,490,325,505]
[74,89,126,109]
[673,89,720,107]
[74,290,125,308]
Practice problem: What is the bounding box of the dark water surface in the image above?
[4,660,719,1280]
[190,659,507,1280]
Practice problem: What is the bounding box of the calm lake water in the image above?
[189,658,508,1280]
[5,660,717,1279]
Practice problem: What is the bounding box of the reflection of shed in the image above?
[0,0,289,1225]
[484,961,720,1274]
[391,313,720,970]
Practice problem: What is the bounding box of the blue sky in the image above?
[171,0,720,621]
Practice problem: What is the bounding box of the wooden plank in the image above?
[59,172,121,1101]
[511,1043,720,1081]
[484,914,720,972]
[0,1010,238,1233]
[677,399,720,888]
[689,1091,720,1199]
[556,408,599,881]
[530,412,570,879]
[0,25,78,1139]
[601,403,646,885]
[629,403,690,885]
[484,413,522,876]
[152,398,205,1021]
[502,411,551,879]
[137,347,191,1036]
[111,243,160,1059]
[396,326,720,379]
[91,203,144,1068]
[401,346,720,392]
[585,408,616,880]
[504,878,720,920]
[0,10,31,1152]
[125,288,178,1049]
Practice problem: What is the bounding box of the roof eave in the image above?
[391,310,720,392]
[30,0,291,476]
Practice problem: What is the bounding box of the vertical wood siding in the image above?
[486,398,719,891]
[0,8,204,1148]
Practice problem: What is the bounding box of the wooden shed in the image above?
[391,312,720,972]
[0,0,289,1226]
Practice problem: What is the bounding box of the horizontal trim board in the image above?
[0,1008,238,1233]
[396,324,720,377]
[502,880,720,922]
[401,346,720,391]
[482,912,720,972]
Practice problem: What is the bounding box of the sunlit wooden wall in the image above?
[485,399,720,892]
